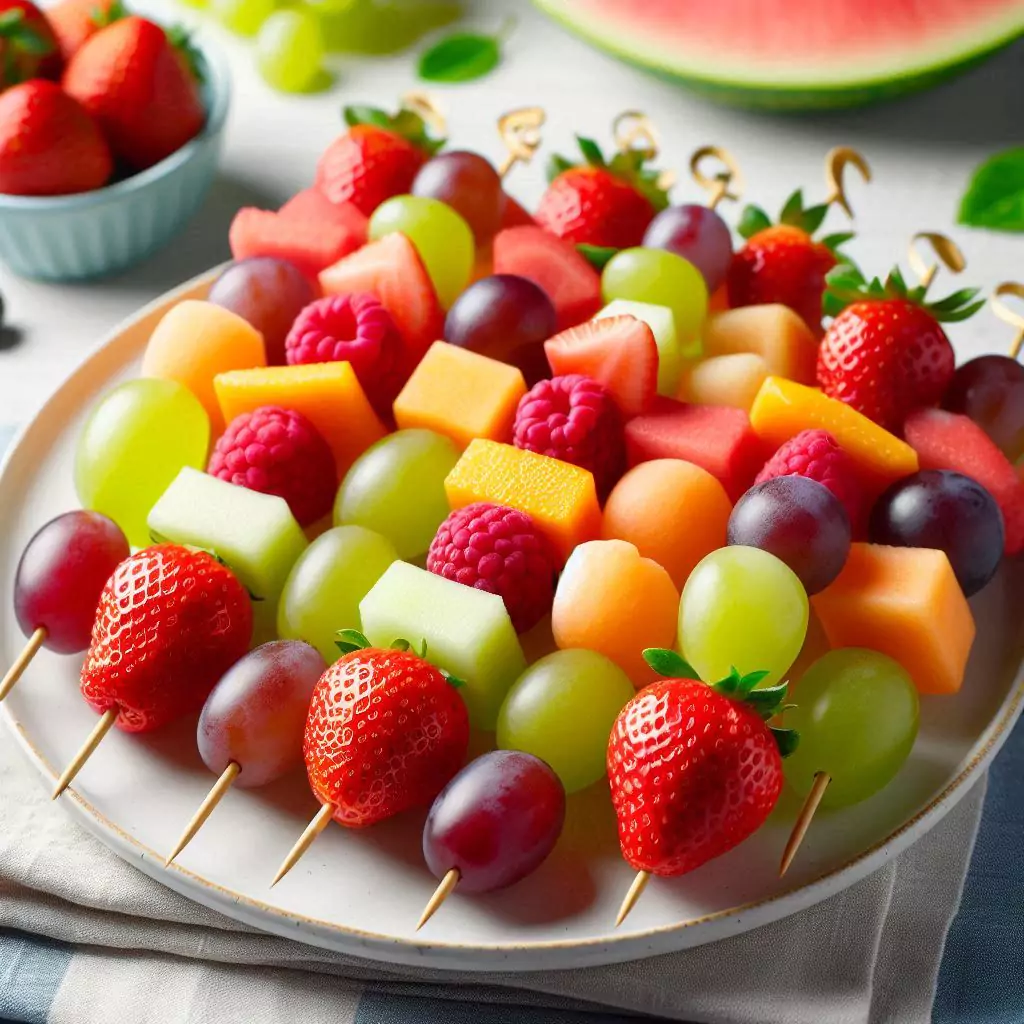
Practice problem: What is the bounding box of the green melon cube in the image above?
[595,298,689,394]
[359,560,527,730]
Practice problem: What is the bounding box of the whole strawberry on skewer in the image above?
[609,649,797,926]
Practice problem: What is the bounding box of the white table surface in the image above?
[1,0,1022,423]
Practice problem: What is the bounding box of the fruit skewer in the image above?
[992,281,1024,359]
[496,106,545,179]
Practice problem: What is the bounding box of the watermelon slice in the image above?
[533,0,1024,110]
[319,233,443,364]
[279,189,369,245]
[493,226,601,330]
[545,315,658,417]
[904,408,1024,556]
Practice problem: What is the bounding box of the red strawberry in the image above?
[0,80,112,196]
[535,136,668,249]
[303,632,469,828]
[0,0,61,86]
[47,0,117,61]
[607,649,794,877]
[79,545,252,734]
[62,16,205,171]
[316,103,444,217]
[817,265,980,431]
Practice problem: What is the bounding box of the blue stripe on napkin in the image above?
[0,930,73,1024]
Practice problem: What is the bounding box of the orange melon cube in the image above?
[676,353,769,412]
[445,439,600,564]
[811,543,975,695]
[703,305,818,384]
[214,363,385,477]
[750,376,919,484]
[394,342,527,450]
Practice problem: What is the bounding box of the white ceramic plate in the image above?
[2,269,1022,972]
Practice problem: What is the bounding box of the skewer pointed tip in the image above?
[165,762,241,868]
[615,870,651,928]
[416,868,460,931]
[51,708,117,799]
[779,771,832,877]
[271,802,334,888]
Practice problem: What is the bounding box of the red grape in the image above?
[208,257,319,366]
[423,750,565,893]
[869,470,1004,597]
[412,151,504,244]
[14,511,129,654]
[943,355,1024,462]
[642,204,733,293]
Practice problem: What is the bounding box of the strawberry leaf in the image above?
[335,628,371,655]
[390,638,411,652]
[820,231,855,253]
[343,103,445,155]
[546,152,575,182]
[771,726,800,758]
[91,0,125,27]
[798,203,830,236]
[745,683,789,718]
[166,24,205,84]
[778,189,805,227]
[440,669,465,689]
[577,243,619,270]
[576,135,606,168]
[643,648,698,680]
[738,204,772,239]
[344,104,394,130]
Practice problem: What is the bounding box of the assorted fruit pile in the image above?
[9,103,1024,928]
[0,0,205,196]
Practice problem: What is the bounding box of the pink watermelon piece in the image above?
[904,408,1024,556]
[280,189,369,245]
[319,233,443,365]
[625,397,766,500]
[493,226,601,330]
[229,208,363,280]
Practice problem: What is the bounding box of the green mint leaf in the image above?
[418,28,504,84]
[771,727,800,758]
[642,648,698,680]
[738,204,772,239]
[958,148,1024,233]
[778,189,804,227]
[576,135,605,168]
[577,243,619,270]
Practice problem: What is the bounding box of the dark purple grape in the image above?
[444,274,557,386]
[208,257,318,366]
[869,470,1004,597]
[642,204,733,293]
[423,750,565,894]
[412,151,504,244]
[728,476,851,594]
[14,511,130,653]
[943,355,1024,462]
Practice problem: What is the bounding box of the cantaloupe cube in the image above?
[676,353,769,412]
[750,376,919,484]
[445,439,600,564]
[811,543,975,695]
[214,363,385,477]
[393,342,526,449]
[703,305,818,384]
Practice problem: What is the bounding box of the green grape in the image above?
[368,196,473,309]
[496,649,634,794]
[213,0,275,36]
[334,428,459,560]
[783,649,919,808]
[680,546,808,687]
[75,379,210,549]
[602,247,709,357]
[312,0,461,55]
[278,525,398,663]
[255,10,325,94]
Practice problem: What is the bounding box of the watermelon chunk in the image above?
[279,189,369,244]
[493,226,601,330]
[545,316,658,418]
[319,233,444,364]
[904,408,1024,556]
[626,397,765,500]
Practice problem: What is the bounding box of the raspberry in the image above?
[755,429,864,526]
[285,292,403,417]
[427,503,556,633]
[512,374,625,498]
[208,406,337,526]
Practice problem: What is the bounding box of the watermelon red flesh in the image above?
[280,189,369,243]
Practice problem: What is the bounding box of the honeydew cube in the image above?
[359,560,527,730]
[148,467,308,643]
[594,299,685,395]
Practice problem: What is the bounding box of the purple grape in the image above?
[943,355,1024,462]
[422,750,565,893]
[642,204,733,293]
[14,511,129,653]
[444,274,557,386]
[869,470,1004,597]
[727,476,851,594]
[412,150,504,244]
[208,257,318,366]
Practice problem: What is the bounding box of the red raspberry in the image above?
[513,374,625,498]
[755,429,864,526]
[208,406,337,527]
[285,292,403,417]
[427,503,556,633]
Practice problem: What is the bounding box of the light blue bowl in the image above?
[0,37,231,282]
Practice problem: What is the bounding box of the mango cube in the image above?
[214,362,385,477]
[444,439,601,564]
[594,299,685,395]
[393,342,527,449]
[360,561,527,729]
[812,543,975,695]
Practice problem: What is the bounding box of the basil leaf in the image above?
[958,148,1024,233]
[418,29,504,83]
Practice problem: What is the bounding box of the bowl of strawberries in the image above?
[0,0,229,281]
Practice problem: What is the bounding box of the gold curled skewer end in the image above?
[270,801,335,888]
[0,627,46,702]
[615,869,651,928]
[417,867,461,930]
[823,146,872,219]
[400,90,447,136]
[779,771,832,877]
[612,110,660,161]
[992,282,1024,360]
[907,231,966,291]
[496,106,546,180]
[52,708,118,800]
[165,761,242,867]
[690,145,744,211]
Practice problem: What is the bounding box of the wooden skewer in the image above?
[992,282,1024,361]
[496,106,545,180]
[779,771,832,877]
[907,231,966,291]
[165,762,242,867]
[51,708,117,799]
[0,627,46,702]
[689,145,743,212]
[416,867,461,930]
[271,802,335,887]
[823,146,871,218]
[615,869,651,927]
